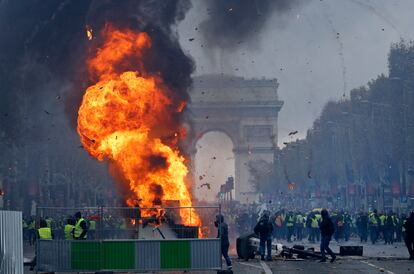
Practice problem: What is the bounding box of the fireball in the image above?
[77,25,200,227]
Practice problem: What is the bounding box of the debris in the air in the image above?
[288,130,298,136]
[188,38,195,42]
[307,171,312,179]
[56,95,61,100]
[44,110,51,115]
[283,142,289,145]
[212,156,216,160]
[205,116,209,119]
[200,183,211,189]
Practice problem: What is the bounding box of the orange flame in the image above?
[77,25,200,227]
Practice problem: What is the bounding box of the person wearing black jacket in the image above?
[403,211,414,260]
[254,212,274,261]
[319,209,336,263]
[215,214,232,270]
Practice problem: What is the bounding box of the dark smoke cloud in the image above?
[199,0,300,49]
[0,0,194,139]
[0,0,195,209]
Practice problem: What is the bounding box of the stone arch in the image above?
[187,74,283,203]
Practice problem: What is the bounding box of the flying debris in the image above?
[86,25,93,41]
[200,183,211,190]
[288,130,298,136]
[307,170,312,179]
[212,156,216,160]
[283,142,289,145]
[44,110,51,115]
[199,175,203,180]
[188,38,195,41]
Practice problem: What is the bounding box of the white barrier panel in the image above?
[0,210,24,274]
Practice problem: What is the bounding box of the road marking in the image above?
[360,260,396,274]
[260,261,273,274]
[238,262,263,270]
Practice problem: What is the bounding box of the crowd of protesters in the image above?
[225,204,411,246]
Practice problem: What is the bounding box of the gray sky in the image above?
[177,0,414,146]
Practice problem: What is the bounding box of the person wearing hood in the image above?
[215,214,232,270]
[254,212,274,261]
[319,209,336,263]
[403,211,414,260]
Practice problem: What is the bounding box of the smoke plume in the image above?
[199,0,300,49]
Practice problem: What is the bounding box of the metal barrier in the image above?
[37,239,221,272]
[0,210,24,274]
[35,206,222,272]
[36,206,220,240]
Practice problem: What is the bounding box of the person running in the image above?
[319,209,336,263]
[403,211,414,260]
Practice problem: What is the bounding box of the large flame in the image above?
[77,25,200,227]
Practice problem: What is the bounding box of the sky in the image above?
[177,0,414,146]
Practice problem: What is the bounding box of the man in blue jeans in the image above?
[319,209,337,263]
[215,214,232,270]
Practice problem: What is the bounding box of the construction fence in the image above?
[37,239,221,272]
[0,210,24,274]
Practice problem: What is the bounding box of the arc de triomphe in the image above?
[187,75,283,203]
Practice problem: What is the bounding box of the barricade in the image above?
[0,210,24,274]
[37,239,221,272]
[35,206,222,272]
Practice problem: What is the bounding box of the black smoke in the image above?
[0,0,194,210]
[199,0,300,49]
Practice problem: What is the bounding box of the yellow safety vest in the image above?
[28,220,36,229]
[311,217,319,228]
[89,220,96,230]
[64,224,75,239]
[74,218,87,239]
[38,227,52,240]
[379,215,386,225]
[286,216,294,227]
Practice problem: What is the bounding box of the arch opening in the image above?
[194,131,235,202]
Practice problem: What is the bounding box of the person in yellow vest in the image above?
[369,210,380,244]
[89,218,97,240]
[37,219,53,240]
[295,212,305,241]
[310,213,319,243]
[74,212,88,240]
[286,212,295,242]
[28,217,36,246]
[23,217,29,243]
[64,218,76,240]
[379,213,386,240]
[29,219,53,271]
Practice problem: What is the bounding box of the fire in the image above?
[77,25,200,227]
